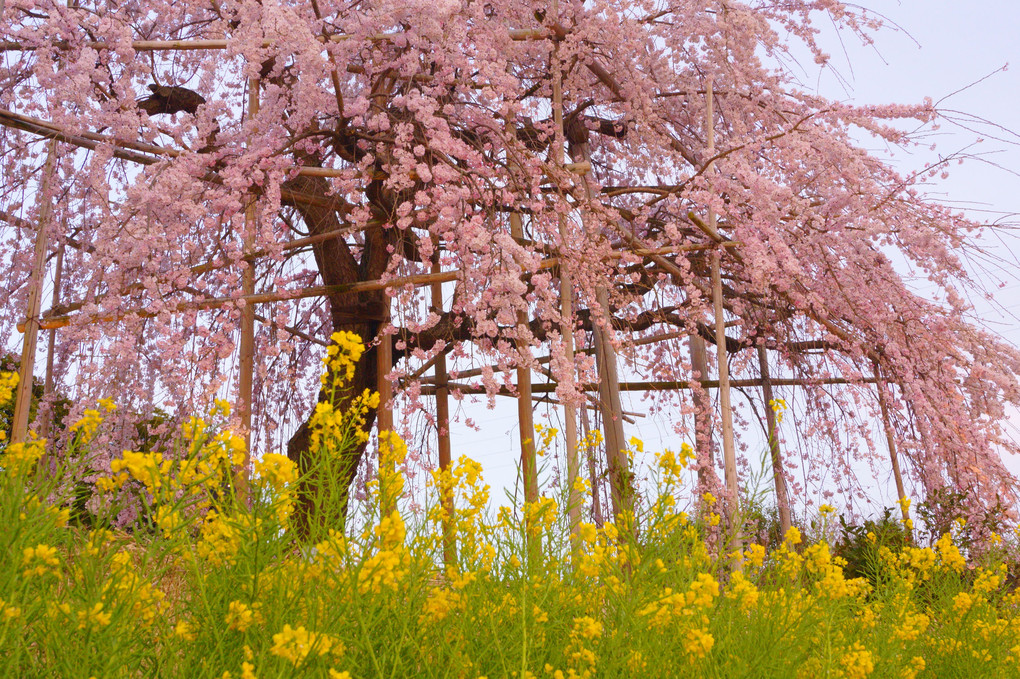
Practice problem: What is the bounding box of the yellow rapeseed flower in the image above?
[255,453,297,489]
[225,601,257,632]
[76,603,112,630]
[572,616,602,640]
[5,439,46,474]
[935,533,966,572]
[0,371,18,405]
[784,526,802,546]
[212,398,232,417]
[953,592,973,616]
[0,598,22,622]
[270,624,340,668]
[22,543,60,578]
[839,643,874,679]
[684,627,714,659]
[174,620,198,642]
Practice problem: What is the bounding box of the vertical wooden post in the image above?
[706,81,740,534]
[712,253,740,527]
[41,241,64,441]
[689,333,718,494]
[874,359,909,522]
[12,140,57,445]
[580,405,603,526]
[549,0,582,541]
[758,345,792,535]
[377,296,395,515]
[509,213,539,506]
[430,244,456,566]
[570,123,631,525]
[236,77,260,506]
[592,288,631,521]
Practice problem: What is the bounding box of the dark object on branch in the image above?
[516,114,626,152]
[137,85,206,117]
[515,117,550,152]
[593,117,626,138]
[195,122,222,154]
[564,113,589,146]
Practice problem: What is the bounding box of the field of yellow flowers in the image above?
[1,334,1019,678]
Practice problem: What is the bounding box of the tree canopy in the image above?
[2,0,1018,525]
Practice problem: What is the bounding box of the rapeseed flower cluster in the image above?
[2,358,1020,679]
[0,372,16,442]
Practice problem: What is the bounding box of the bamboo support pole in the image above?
[0,28,550,53]
[593,283,630,521]
[758,345,792,535]
[419,376,878,396]
[40,241,64,441]
[705,80,740,537]
[570,115,632,521]
[689,334,718,494]
[580,406,604,527]
[28,233,729,331]
[549,0,582,542]
[712,251,740,522]
[12,140,57,445]
[235,78,259,507]
[510,213,539,506]
[377,295,395,516]
[44,223,378,320]
[532,362,638,425]
[429,328,712,385]
[24,267,468,331]
[430,245,456,567]
[874,359,909,522]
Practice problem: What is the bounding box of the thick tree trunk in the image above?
[283,173,390,538]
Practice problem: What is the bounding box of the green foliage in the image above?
[2,353,1020,678]
[0,353,70,451]
[833,508,912,584]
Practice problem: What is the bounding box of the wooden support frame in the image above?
[549,3,583,543]
[758,345,792,535]
[235,77,259,507]
[12,140,57,445]
[874,359,910,523]
[689,333,718,494]
[510,212,539,506]
[24,240,739,332]
[377,295,395,517]
[430,243,456,567]
[418,376,879,396]
[40,241,64,441]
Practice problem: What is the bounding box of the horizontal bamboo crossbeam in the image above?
[0,28,550,54]
[468,385,646,417]
[20,267,470,331]
[28,237,736,330]
[419,376,878,395]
